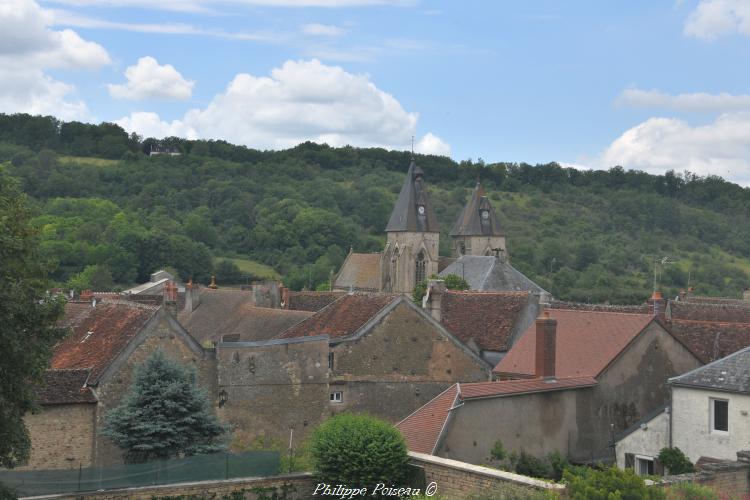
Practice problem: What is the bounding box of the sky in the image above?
[2,0,750,184]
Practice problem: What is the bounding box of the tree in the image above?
[412,273,470,303]
[102,350,227,463]
[214,259,243,285]
[0,169,67,468]
[309,414,409,494]
[68,264,114,292]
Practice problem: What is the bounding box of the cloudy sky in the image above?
[2,1,750,184]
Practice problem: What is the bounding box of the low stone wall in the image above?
[21,473,316,500]
[407,451,565,499]
[657,450,750,498]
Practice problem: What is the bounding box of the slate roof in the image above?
[179,289,312,343]
[36,369,97,405]
[286,291,346,312]
[614,405,668,442]
[439,256,548,295]
[664,319,750,364]
[670,344,750,394]
[667,301,750,323]
[332,253,381,291]
[52,301,159,384]
[397,377,596,454]
[441,291,533,352]
[277,293,399,340]
[494,309,654,378]
[385,160,439,233]
[450,182,504,237]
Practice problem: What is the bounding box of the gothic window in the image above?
[415,250,426,284]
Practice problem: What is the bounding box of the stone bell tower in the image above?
[450,182,506,259]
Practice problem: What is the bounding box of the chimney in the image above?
[647,290,666,317]
[422,279,446,322]
[280,286,290,309]
[534,311,557,381]
[80,290,93,302]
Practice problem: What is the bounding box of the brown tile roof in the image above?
[277,293,399,340]
[397,377,596,454]
[668,301,750,323]
[550,300,649,314]
[37,369,97,405]
[441,291,531,352]
[664,319,750,364]
[494,309,654,378]
[397,384,459,454]
[333,253,381,291]
[179,289,312,343]
[52,301,159,384]
[286,291,346,312]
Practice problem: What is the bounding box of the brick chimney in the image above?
[422,279,446,322]
[647,290,666,317]
[280,286,290,309]
[535,311,557,381]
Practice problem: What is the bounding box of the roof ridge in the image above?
[668,318,750,327]
[549,307,651,317]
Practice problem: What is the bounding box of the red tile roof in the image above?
[397,385,460,454]
[37,369,97,405]
[668,301,750,323]
[665,319,750,364]
[276,293,399,340]
[494,309,654,378]
[286,291,346,312]
[52,301,158,383]
[441,291,532,352]
[333,253,381,291]
[397,377,596,454]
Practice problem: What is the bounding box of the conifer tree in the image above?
[103,350,227,463]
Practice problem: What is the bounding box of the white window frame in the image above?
[330,391,343,403]
[635,455,654,477]
[710,397,729,434]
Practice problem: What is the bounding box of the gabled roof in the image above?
[52,301,159,384]
[397,377,596,454]
[439,256,548,295]
[441,291,533,352]
[286,291,346,312]
[332,252,381,291]
[37,369,97,405]
[670,344,750,394]
[276,293,399,340]
[179,289,312,343]
[450,182,504,237]
[494,309,654,378]
[385,160,439,233]
[667,301,750,323]
[664,319,750,364]
[614,405,668,443]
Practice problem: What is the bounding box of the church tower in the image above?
[450,182,506,258]
[381,159,440,294]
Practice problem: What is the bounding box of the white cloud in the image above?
[109,57,194,100]
[47,0,415,12]
[415,132,450,156]
[302,23,346,36]
[116,59,450,155]
[616,87,750,113]
[0,0,110,120]
[601,112,750,185]
[684,0,750,39]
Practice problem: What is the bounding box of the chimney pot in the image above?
[535,311,556,380]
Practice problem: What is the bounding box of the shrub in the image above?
[309,413,409,493]
[513,451,551,479]
[563,465,666,500]
[490,440,506,461]
[665,481,719,499]
[658,447,695,475]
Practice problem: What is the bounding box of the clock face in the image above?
[481,210,489,220]
[418,205,426,215]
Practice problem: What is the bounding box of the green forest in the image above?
[1,113,749,304]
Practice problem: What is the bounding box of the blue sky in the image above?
[3,1,750,184]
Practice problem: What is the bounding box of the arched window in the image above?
[415,250,426,284]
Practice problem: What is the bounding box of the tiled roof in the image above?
[333,253,381,291]
[397,377,596,454]
[439,256,548,295]
[441,291,532,352]
[286,291,346,312]
[37,369,97,405]
[494,309,654,378]
[52,301,159,383]
[277,293,399,340]
[664,319,750,364]
[179,289,312,343]
[550,300,649,314]
[397,385,460,454]
[385,160,440,233]
[670,344,750,394]
[684,296,747,306]
[668,301,750,323]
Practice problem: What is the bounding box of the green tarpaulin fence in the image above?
[0,451,280,497]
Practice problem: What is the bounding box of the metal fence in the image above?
[0,451,280,497]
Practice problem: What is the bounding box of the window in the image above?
[711,398,729,432]
[635,456,654,476]
[330,391,343,403]
[415,250,426,284]
[328,352,335,369]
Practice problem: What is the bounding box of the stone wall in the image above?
[21,403,97,470]
[657,450,750,497]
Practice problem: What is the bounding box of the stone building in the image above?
[449,181,506,258]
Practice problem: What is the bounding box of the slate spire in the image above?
[385,159,440,233]
[449,182,504,237]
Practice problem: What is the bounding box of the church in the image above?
[332,158,550,301]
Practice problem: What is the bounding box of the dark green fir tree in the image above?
[103,350,227,463]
